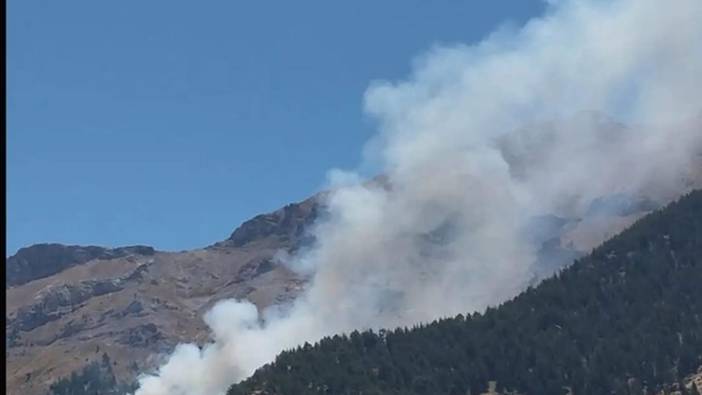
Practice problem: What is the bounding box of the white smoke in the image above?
[134,0,702,394]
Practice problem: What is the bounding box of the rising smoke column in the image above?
[134,1,702,394]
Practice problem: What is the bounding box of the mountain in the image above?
[5,194,321,395]
[5,183,690,395]
[227,190,702,395]
[6,244,156,288]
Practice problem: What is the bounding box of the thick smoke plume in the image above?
[135,1,702,394]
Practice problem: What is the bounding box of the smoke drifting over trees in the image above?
[134,1,702,394]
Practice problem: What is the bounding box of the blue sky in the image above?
[7,1,545,255]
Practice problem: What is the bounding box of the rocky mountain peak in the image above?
[222,195,323,249]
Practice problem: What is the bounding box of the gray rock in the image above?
[6,244,155,288]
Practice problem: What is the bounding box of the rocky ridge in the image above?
[5,194,321,395]
[6,244,156,288]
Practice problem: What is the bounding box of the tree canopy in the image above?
[228,190,702,395]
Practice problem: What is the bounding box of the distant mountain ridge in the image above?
[6,244,156,288]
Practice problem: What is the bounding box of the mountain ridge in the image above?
[6,186,696,395]
[6,244,156,288]
[227,189,702,395]
[5,194,322,395]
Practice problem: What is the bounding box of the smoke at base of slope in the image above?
[133,0,702,394]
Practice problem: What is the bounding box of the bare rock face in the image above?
[8,279,124,332]
[220,176,387,250]
[6,244,155,288]
[116,323,163,348]
[222,195,322,250]
[5,195,322,395]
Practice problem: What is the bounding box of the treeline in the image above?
[47,353,136,395]
[228,190,702,395]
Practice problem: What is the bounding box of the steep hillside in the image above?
[228,190,702,395]
[5,195,320,395]
[6,182,691,395]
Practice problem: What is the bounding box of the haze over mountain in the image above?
[6,0,702,394]
[132,0,702,394]
[227,189,702,395]
[7,176,664,395]
[7,183,698,395]
[5,196,318,395]
[6,0,546,257]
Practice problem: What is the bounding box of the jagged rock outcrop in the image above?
[222,195,322,250]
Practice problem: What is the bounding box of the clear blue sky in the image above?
[7,0,545,255]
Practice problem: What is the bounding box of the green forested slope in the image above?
[228,190,702,395]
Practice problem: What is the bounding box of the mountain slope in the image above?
[228,190,702,395]
[6,244,156,288]
[5,184,693,395]
[5,195,321,395]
